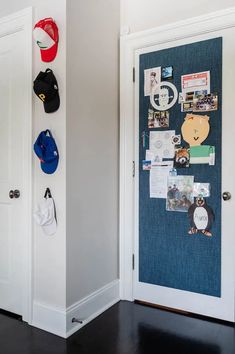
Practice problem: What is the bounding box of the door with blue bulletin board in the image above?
[131,25,235,321]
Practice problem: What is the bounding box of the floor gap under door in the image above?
[134,300,234,326]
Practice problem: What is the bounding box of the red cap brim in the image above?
[40,43,58,62]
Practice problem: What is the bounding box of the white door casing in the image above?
[0,8,32,322]
[120,7,235,321]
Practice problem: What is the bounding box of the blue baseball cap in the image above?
[34,130,59,174]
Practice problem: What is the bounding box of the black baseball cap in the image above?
[33,68,60,113]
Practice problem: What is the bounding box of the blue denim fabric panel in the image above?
[139,38,222,297]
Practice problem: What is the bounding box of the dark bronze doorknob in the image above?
[9,190,20,199]
[222,192,231,201]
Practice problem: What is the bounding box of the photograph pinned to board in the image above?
[150,130,175,159]
[142,160,151,170]
[182,102,194,112]
[174,146,190,168]
[181,71,210,96]
[158,111,170,128]
[148,110,169,128]
[181,113,215,165]
[166,175,194,212]
[193,183,211,197]
[150,161,173,199]
[144,67,161,96]
[188,196,215,237]
[161,66,173,80]
[148,108,155,128]
[193,93,218,112]
[185,91,195,101]
[180,91,195,112]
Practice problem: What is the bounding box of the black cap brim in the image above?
[44,93,60,113]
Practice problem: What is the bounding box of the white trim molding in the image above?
[32,301,66,338]
[32,280,120,338]
[66,280,120,338]
[119,7,235,302]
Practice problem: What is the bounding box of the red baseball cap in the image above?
[33,18,59,62]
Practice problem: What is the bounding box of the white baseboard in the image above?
[66,279,120,338]
[32,301,66,338]
[31,279,120,338]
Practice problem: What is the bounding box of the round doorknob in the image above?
[9,189,20,199]
[222,191,231,201]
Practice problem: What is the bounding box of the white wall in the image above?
[121,0,235,33]
[0,0,67,313]
[66,0,120,307]
[0,0,119,336]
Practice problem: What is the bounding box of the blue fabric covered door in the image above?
[138,38,222,297]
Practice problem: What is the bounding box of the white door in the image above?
[0,28,30,316]
[120,9,235,322]
[126,20,235,322]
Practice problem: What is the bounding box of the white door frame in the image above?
[119,7,235,303]
[0,8,33,323]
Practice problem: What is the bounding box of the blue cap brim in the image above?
[41,157,59,174]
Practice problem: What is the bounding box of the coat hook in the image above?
[44,188,52,198]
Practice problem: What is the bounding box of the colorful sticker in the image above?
[171,135,181,145]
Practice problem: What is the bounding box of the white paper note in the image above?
[145,149,163,163]
[150,162,173,198]
[149,130,175,159]
[145,150,155,162]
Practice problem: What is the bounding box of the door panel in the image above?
[134,29,235,321]
[139,38,222,297]
[0,31,26,316]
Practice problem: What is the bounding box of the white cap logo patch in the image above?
[33,27,55,50]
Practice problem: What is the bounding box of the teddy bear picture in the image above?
[181,113,215,165]
[174,146,190,168]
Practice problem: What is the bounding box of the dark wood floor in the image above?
[0,301,234,354]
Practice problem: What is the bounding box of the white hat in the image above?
[34,197,57,236]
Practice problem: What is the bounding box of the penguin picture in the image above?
[188,196,215,236]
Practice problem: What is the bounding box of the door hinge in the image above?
[132,254,135,270]
[133,67,135,83]
[132,161,135,177]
